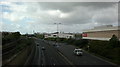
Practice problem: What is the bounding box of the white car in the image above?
[73,48,83,56]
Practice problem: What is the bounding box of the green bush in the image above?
[2,32,21,45]
[88,35,120,64]
[109,35,120,48]
[35,34,44,39]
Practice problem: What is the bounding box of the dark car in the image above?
[41,47,45,50]
[37,44,39,46]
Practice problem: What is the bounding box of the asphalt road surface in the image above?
[30,38,118,67]
[31,39,70,66]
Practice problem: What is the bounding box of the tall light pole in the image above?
[54,23,61,37]
[54,23,61,44]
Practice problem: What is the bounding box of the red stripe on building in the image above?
[82,33,87,37]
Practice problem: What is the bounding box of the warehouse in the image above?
[82,25,120,41]
[44,32,74,39]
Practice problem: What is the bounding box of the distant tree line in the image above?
[34,33,44,39]
[2,32,21,45]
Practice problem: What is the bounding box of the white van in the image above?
[73,48,83,56]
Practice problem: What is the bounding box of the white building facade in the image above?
[82,25,120,41]
[44,33,74,39]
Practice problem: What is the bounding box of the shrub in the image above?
[2,32,21,45]
[88,35,120,64]
[109,34,120,48]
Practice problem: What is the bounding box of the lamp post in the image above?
[54,23,61,35]
[54,23,61,44]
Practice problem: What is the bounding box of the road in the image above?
[31,38,70,66]
[30,38,118,67]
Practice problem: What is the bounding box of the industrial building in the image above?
[82,25,120,41]
[44,32,74,39]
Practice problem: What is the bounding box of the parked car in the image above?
[73,48,83,56]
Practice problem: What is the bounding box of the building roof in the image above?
[83,37,120,41]
[83,25,120,32]
[83,37,111,41]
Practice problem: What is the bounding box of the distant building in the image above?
[44,32,74,39]
[82,25,120,41]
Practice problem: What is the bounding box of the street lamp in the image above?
[54,23,61,44]
[54,23,61,35]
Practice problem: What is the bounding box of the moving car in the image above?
[37,44,39,46]
[73,48,83,56]
[53,44,57,46]
[41,47,45,50]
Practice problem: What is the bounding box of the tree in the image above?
[12,32,21,39]
[109,34,120,48]
[2,32,21,45]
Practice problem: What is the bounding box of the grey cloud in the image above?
[28,2,118,30]
[118,2,120,24]
[2,2,118,33]
[23,2,117,25]
[37,2,117,25]
[38,2,116,13]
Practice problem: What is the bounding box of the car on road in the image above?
[53,44,60,48]
[73,48,83,56]
[53,44,58,46]
[37,44,39,46]
[53,44,56,46]
[41,47,45,50]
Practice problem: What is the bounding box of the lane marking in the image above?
[38,39,75,66]
[42,40,74,65]
[58,51,74,65]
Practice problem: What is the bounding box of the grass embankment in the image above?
[2,37,35,66]
[84,40,120,65]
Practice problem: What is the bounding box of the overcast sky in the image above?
[1,1,119,34]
